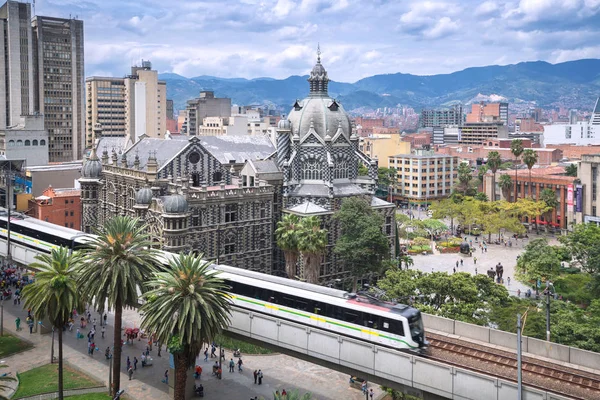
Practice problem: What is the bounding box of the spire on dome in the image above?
[308,44,329,97]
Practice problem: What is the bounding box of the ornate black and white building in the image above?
[80,51,395,282]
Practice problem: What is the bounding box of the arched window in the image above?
[8,140,14,147]
[32,139,38,146]
[40,139,46,146]
[24,140,30,146]
[16,140,22,146]
[302,160,322,180]
[107,183,116,205]
[334,159,349,179]
[192,172,200,187]
[213,170,223,183]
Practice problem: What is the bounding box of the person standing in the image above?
[103,313,107,327]
[204,348,209,362]
[163,370,169,384]
[473,257,477,265]
[133,357,138,370]
[460,259,463,266]
[229,358,235,373]
[456,260,459,269]
[370,388,374,399]
[128,366,134,381]
[101,325,105,339]
[15,317,20,331]
[126,357,131,371]
[258,369,263,385]
[253,369,258,384]
[237,358,243,372]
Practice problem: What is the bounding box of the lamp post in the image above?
[517,314,523,400]
[544,281,554,342]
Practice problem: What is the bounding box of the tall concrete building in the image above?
[466,102,508,125]
[420,104,463,128]
[32,15,85,163]
[86,61,167,147]
[185,91,231,136]
[0,0,35,129]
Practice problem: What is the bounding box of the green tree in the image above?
[565,164,578,177]
[358,162,369,176]
[399,254,414,269]
[539,188,559,224]
[515,238,561,283]
[486,151,502,201]
[551,300,600,352]
[140,253,231,400]
[430,198,461,231]
[474,192,489,202]
[378,167,396,187]
[22,247,84,400]
[275,214,301,279]
[334,197,390,291]
[510,139,524,203]
[499,173,512,201]
[558,223,600,274]
[522,149,538,196]
[274,389,312,400]
[77,216,160,395]
[455,163,474,195]
[298,216,328,284]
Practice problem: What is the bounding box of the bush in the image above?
[553,274,593,305]
[438,238,462,248]
[438,246,460,254]
[411,237,430,246]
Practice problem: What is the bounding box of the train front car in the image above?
[400,307,428,352]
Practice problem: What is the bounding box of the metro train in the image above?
[0,211,427,352]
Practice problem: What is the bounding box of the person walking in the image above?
[473,257,477,265]
[507,277,511,286]
[15,317,20,331]
[204,347,209,362]
[126,356,131,371]
[456,260,459,269]
[133,357,138,370]
[460,259,463,266]
[229,358,235,373]
[101,325,105,339]
[163,370,169,385]
[128,366,134,381]
[258,369,263,385]
[253,370,258,384]
[453,267,456,274]
[27,317,34,334]
[103,313,107,327]
[90,342,95,356]
[237,357,243,372]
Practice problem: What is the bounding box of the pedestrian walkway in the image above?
[0,299,379,400]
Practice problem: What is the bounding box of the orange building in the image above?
[402,132,432,147]
[466,102,508,125]
[27,186,81,229]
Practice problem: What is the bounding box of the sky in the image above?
[35,0,600,82]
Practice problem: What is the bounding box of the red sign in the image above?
[567,184,574,206]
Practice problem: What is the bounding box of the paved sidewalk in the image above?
[0,300,381,400]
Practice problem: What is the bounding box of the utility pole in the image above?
[108,351,113,395]
[545,282,552,342]
[517,314,523,400]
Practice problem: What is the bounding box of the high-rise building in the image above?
[32,15,85,163]
[459,122,508,145]
[85,61,167,147]
[185,91,231,136]
[466,102,508,125]
[420,104,463,128]
[0,0,35,129]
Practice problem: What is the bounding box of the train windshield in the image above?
[408,312,424,342]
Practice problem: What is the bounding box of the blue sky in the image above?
[35,0,600,82]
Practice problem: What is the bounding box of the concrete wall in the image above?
[424,313,600,371]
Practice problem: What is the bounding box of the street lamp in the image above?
[543,281,554,342]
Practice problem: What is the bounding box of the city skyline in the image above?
[35,0,600,82]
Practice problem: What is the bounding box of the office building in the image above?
[0,115,48,166]
[359,135,411,166]
[28,186,81,229]
[543,97,600,146]
[420,104,463,128]
[388,149,458,206]
[459,122,508,144]
[185,91,231,136]
[32,15,85,162]
[86,61,167,147]
[0,1,34,129]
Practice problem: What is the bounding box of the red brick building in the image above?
[402,132,432,148]
[27,186,81,229]
[545,144,600,160]
[435,144,561,166]
[483,167,574,230]
[355,117,385,137]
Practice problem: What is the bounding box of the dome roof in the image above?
[135,187,153,205]
[287,97,352,140]
[277,119,291,130]
[163,195,188,214]
[81,148,102,178]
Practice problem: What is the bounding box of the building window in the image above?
[70,211,74,216]
[225,204,237,222]
[24,140,30,146]
[224,233,236,255]
[333,159,349,179]
[32,139,38,146]
[302,160,322,180]
[593,206,597,217]
[65,211,68,216]
[8,140,14,147]
[213,170,223,183]
[40,139,46,146]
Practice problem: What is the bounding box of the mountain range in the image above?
[160,59,600,112]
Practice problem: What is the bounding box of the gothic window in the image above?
[225,204,237,223]
[333,159,349,179]
[128,188,135,210]
[191,172,200,187]
[213,170,223,183]
[107,183,116,204]
[259,203,268,218]
[302,159,322,180]
[224,232,236,255]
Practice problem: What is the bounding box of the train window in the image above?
[383,321,390,330]
[389,320,404,336]
[344,311,360,324]
[296,300,308,311]
[282,297,295,308]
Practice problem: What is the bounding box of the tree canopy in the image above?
[565,164,578,177]
[334,197,390,291]
[515,238,561,283]
[558,223,600,274]
[378,167,397,187]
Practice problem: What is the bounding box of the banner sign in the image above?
[576,185,583,213]
[567,184,573,206]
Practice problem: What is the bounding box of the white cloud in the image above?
[475,1,498,16]
[423,17,460,39]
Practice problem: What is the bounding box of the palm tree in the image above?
[522,149,538,199]
[0,366,16,400]
[275,214,301,279]
[400,255,414,270]
[510,139,524,202]
[77,216,160,396]
[486,151,502,201]
[499,174,512,201]
[565,163,577,177]
[298,216,328,284]
[140,253,230,400]
[22,247,84,400]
